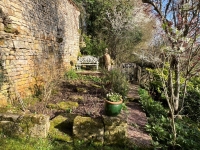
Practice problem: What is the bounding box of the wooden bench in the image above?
[76,55,99,70]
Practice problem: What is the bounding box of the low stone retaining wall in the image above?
[0,113,50,138]
[0,112,127,145]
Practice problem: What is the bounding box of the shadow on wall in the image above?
[21,0,66,69]
[25,0,66,84]
[19,0,68,99]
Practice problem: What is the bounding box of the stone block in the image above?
[103,115,128,145]
[13,40,26,49]
[18,114,50,138]
[73,116,104,144]
[0,113,50,138]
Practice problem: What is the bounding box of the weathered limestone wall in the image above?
[0,0,80,105]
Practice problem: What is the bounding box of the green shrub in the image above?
[138,88,168,118]
[180,76,200,123]
[139,88,200,149]
[176,119,200,150]
[65,69,79,80]
[183,88,200,123]
[139,88,172,148]
[102,69,129,98]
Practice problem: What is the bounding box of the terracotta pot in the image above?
[104,99,123,116]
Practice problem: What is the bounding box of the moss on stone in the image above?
[102,115,127,145]
[73,116,104,145]
[47,101,79,111]
[46,103,58,109]
[16,114,49,138]
[0,121,18,136]
[23,97,40,108]
[68,95,84,101]
[57,101,79,110]
[76,87,88,93]
[18,115,41,134]
[49,115,73,142]
[0,106,22,114]
[4,25,19,34]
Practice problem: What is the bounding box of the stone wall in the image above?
[0,0,80,106]
[0,113,50,138]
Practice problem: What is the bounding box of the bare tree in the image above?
[142,0,200,142]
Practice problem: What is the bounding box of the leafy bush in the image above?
[139,88,200,149]
[183,88,200,123]
[65,69,79,80]
[139,88,172,148]
[102,69,129,98]
[138,88,168,118]
[180,76,200,123]
[176,119,200,150]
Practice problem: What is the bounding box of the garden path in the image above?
[125,83,152,147]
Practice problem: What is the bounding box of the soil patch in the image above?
[26,77,152,147]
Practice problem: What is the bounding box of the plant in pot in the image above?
[105,92,123,116]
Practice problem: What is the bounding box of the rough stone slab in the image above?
[73,116,104,144]
[103,115,128,145]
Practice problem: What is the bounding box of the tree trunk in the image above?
[174,56,180,112]
[168,61,174,108]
